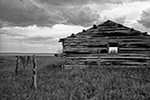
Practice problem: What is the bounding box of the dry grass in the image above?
[0,56,150,100]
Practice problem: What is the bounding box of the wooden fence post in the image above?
[98,49,101,67]
[15,56,20,74]
[32,55,37,89]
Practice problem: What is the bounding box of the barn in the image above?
[59,20,150,69]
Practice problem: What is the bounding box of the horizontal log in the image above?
[64,42,108,46]
[119,48,150,50]
[64,47,150,51]
[64,38,144,43]
[64,41,150,47]
[64,47,106,51]
[75,35,150,40]
[100,61,149,66]
[64,53,150,57]
[64,35,150,40]
[64,55,150,67]
[63,45,150,50]
[120,43,150,48]
[64,65,150,69]
[65,60,149,66]
[64,47,150,54]
[90,33,143,37]
[106,36,149,39]
[64,50,150,54]
[100,59,149,63]
[64,39,150,47]
[64,42,150,49]
[65,56,150,60]
[119,50,150,54]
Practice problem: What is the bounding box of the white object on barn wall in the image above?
[109,47,118,53]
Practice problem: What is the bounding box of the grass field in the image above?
[0,56,150,100]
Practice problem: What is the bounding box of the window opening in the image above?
[108,43,119,54]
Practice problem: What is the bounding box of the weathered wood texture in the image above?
[32,55,37,89]
[15,56,20,74]
[59,20,150,69]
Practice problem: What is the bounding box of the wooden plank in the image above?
[119,48,150,50]
[64,53,150,57]
[119,50,150,54]
[64,47,150,51]
[65,55,150,59]
[119,43,150,48]
[64,39,150,47]
[64,48,150,55]
[100,61,149,66]
[65,58,150,66]
[100,59,150,63]
[64,36,150,42]
[64,62,149,66]
[100,56,150,59]
[64,47,107,51]
[64,42,150,48]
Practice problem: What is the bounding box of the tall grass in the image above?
[0,56,150,100]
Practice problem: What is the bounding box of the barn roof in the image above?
[59,20,148,42]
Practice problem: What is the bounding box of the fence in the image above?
[15,55,37,89]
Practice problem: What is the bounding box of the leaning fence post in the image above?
[15,56,20,74]
[32,55,37,89]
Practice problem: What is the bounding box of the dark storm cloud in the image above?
[33,0,123,6]
[1,0,141,28]
[0,0,65,27]
[34,0,149,6]
[138,8,150,28]
[0,0,101,27]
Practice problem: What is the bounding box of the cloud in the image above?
[11,35,55,45]
[61,7,100,27]
[26,35,53,41]
[0,0,124,28]
[108,0,123,4]
[0,29,61,53]
[103,15,126,24]
[1,0,149,28]
[114,15,126,24]
[33,0,123,6]
[138,8,150,28]
[126,0,148,3]
[0,29,27,37]
[0,0,65,27]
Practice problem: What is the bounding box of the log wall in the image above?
[59,20,150,69]
[62,36,150,69]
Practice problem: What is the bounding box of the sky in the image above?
[0,0,150,53]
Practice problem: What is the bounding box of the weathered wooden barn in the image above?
[59,20,150,69]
